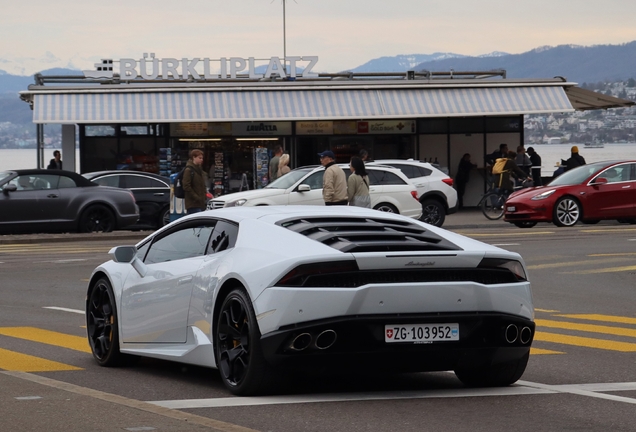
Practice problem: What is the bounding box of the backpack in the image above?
[173,166,193,199]
[491,158,508,175]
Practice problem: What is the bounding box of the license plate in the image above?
[507,206,516,212]
[385,323,459,343]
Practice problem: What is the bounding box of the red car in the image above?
[504,160,636,228]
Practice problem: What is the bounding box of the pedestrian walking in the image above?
[527,147,543,186]
[455,153,476,210]
[347,156,371,208]
[269,145,283,182]
[182,149,207,214]
[318,150,347,206]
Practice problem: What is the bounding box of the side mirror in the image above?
[297,184,311,192]
[109,245,147,277]
[109,245,137,263]
[592,177,608,185]
[2,184,17,195]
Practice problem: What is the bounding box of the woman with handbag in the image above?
[347,156,371,208]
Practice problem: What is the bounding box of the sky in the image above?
[2,0,636,76]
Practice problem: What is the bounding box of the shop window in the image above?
[485,116,522,132]
[121,125,151,136]
[85,125,116,136]
[449,117,484,134]
[417,119,448,134]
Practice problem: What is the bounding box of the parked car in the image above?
[207,165,422,219]
[368,159,458,227]
[504,160,636,228]
[0,169,138,234]
[86,206,534,395]
[83,170,171,229]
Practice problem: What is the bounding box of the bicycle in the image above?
[480,188,509,220]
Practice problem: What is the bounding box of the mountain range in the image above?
[2,41,636,127]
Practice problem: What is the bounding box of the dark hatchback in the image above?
[0,169,139,234]
[83,170,171,229]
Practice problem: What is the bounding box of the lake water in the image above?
[2,144,636,175]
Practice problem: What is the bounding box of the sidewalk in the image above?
[0,209,508,245]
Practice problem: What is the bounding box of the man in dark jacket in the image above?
[183,149,207,214]
[565,146,586,171]
[527,147,542,186]
[497,151,532,193]
[47,150,62,170]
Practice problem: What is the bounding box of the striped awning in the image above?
[30,85,574,124]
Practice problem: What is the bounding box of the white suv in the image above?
[368,159,458,227]
[207,165,422,219]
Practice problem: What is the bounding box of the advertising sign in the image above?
[359,120,416,134]
[170,123,208,136]
[296,121,334,135]
[232,122,292,136]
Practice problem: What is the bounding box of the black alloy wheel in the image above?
[86,277,134,366]
[420,199,445,227]
[80,205,115,233]
[215,288,274,395]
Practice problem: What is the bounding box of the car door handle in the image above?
[47,194,58,198]
[178,275,193,285]
[622,185,631,189]
[154,193,165,196]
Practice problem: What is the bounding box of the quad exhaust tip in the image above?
[289,333,312,351]
[505,324,519,344]
[315,329,337,350]
[520,326,533,345]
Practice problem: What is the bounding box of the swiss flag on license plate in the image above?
[386,328,394,339]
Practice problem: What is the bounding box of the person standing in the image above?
[515,145,532,176]
[565,146,586,171]
[269,145,283,182]
[182,149,207,214]
[277,153,291,178]
[47,150,63,170]
[318,150,347,206]
[359,149,371,162]
[527,147,542,186]
[454,153,477,210]
[347,156,371,208]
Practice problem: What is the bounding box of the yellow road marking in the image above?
[555,314,636,325]
[588,253,636,257]
[0,348,82,372]
[460,231,555,237]
[581,228,636,233]
[534,331,636,352]
[535,308,561,313]
[527,257,632,270]
[566,265,636,274]
[0,327,91,353]
[536,319,636,338]
[530,347,564,355]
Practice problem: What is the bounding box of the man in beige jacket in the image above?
[318,150,348,205]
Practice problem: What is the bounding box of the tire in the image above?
[481,193,506,220]
[373,203,399,213]
[215,288,275,395]
[158,207,170,228]
[455,351,529,387]
[419,199,446,227]
[86,277,137,367]
[553,197,581,227]
[513,221,537,228]
[79,205,115,233]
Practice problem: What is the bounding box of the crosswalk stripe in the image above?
[536,319,636,338]
[0,348,82,372]
[534,331,636,352]
[0,327,91,353]
[554,314,636,325]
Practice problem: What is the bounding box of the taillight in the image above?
[410,190,419,201]
[276,260,359,287]
[442,178,454,187]
[477,257,527,281]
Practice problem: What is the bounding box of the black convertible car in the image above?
[0,169,139,234]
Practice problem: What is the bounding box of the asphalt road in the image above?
[1,223,636,431]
